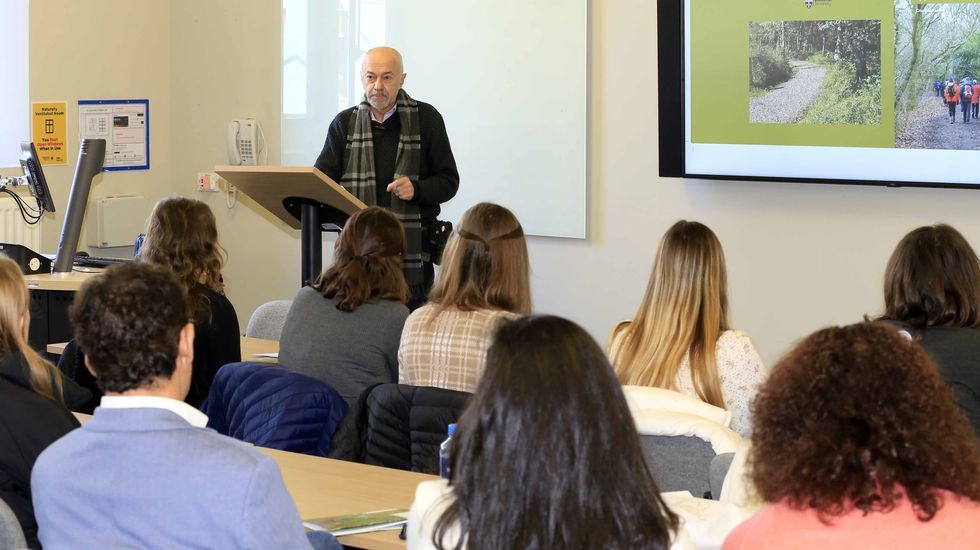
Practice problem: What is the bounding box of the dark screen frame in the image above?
[19,142,57,212]
[656,0,980,190]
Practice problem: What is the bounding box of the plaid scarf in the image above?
[342,89,423,287]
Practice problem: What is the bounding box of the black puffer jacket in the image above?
[329,383,471,474]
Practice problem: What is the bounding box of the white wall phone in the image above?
[227,118,262,165]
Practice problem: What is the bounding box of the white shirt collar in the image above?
[372,103,398,123]
[99,395,209,428]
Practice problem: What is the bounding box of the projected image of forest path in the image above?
[749,60,828,123]
[895,91,980,150]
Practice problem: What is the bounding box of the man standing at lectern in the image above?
[315,47,459,309]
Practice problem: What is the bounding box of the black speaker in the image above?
[0,243,52,275]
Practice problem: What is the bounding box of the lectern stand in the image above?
[214,166,366,286]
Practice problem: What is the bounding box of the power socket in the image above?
[197,172,222,192]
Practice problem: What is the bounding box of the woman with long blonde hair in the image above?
[0,257,86,547]
[608,220,765,436]
[399,202,531,393]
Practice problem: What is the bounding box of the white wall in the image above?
[29,0,171,252]
[28,0,980,366]
[169,0,308,324]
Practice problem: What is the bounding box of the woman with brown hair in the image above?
[407,315,689,549]
[724,322,980,548]
[0,257,88,548]
[140,196,241,407]
[880,223,980,437]
[399,202,530,393]
[608,220,765,437]
[279,206,409,405]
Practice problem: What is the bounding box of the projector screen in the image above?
[660,0,980,189]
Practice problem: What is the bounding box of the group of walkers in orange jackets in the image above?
[938,77,980,123]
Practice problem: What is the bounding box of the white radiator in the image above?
[0,197,43,250]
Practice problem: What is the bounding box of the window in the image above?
[0,0,29,167]
[281,0,386,165]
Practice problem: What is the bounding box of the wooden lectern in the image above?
[214,166,366,286]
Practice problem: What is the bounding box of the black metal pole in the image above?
[300,202,322,287]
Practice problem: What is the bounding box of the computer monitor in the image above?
[18,142,56,213]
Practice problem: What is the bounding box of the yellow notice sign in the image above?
[31,102,68,165]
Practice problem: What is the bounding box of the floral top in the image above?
[609,327,767,437]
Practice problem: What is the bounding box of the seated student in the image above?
[139,196,241,407]
[608,220,765,437]
[879,224,980,438]
[407,315,693,550]
[399,203,531,392]
[723,322,980,549]
[279,207,409,406]
[0,258,88,549]
[31,263,332,549]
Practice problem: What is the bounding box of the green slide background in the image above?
[691,0,894,147]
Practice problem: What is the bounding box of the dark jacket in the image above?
[329,383,471,474]
[202,362,348,457]
[186,285,242,408]
[0,352,81,549]
[896,323,980,439]
[314,100,459,224]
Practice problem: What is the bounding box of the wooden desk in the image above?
[263,448,434,550]
[24,271,102,291]
[49,336,280,359]
[69,412,428,550]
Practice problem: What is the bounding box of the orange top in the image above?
[723,491,980,550]
[972,84,979,104]
[946,83,961,103]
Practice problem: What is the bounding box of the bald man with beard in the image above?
[315,47,459,309]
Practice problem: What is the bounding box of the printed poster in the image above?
[78,99,149,171]
[31,102,67,165]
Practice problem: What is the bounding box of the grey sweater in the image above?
[278,287,409,406]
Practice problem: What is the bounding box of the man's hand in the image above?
[386,177,415,201]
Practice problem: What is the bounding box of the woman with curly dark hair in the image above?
[407,315,690,550]
[140,196,241,407]
[879,223,980,438]
[723,322,980,549]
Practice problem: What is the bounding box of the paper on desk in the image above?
[253,352,278,358]
[304,508,409,536]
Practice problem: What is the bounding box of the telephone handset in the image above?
[227,118,259,165]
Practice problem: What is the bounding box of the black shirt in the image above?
[185,285,242,408]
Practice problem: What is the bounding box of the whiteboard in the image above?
[386,1,587,238]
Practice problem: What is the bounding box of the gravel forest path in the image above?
[749,60,828,123]
[896,91,980,150]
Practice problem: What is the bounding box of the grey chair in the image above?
[244,300,292,340]
[639,434,719,498]
[0,498,27,550]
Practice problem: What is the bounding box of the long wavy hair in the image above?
[140,196,226,319]
[880,224,980,329]
[609,220,729,408]
[428,202,531,315]
[0,257,63,402]
[313,207,408,311]
[433,315,679,549]
[750,322,980,521]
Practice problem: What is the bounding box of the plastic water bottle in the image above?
[439,423,456,479]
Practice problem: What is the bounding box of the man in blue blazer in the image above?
[31,263,332,549]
